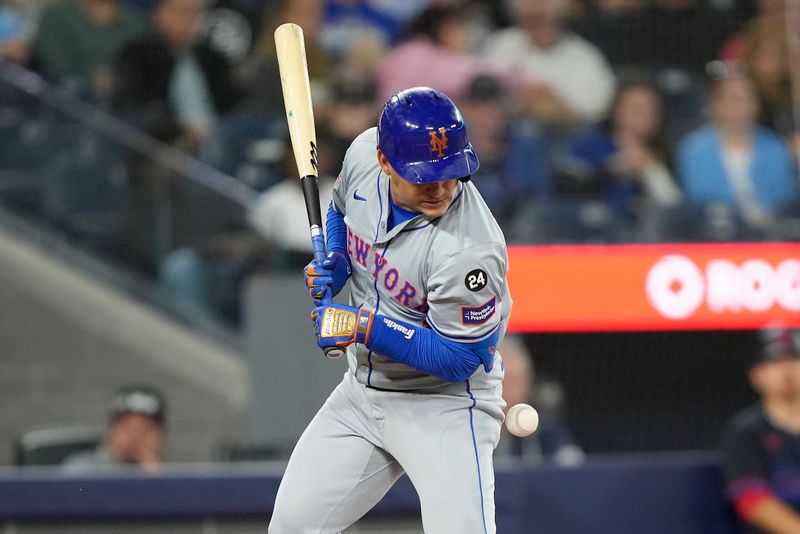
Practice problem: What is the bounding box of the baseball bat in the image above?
[275,22,343,359]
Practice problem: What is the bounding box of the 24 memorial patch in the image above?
[465,269,488,292]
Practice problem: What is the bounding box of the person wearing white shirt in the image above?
[482,0,615,124]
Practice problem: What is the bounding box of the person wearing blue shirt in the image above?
[568,80,682,221]
[677,71,798,236]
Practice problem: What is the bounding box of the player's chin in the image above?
[419,199,452,217]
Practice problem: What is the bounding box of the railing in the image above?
[0,452,737,534]
[0,60,273,333]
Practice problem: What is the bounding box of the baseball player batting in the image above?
[269,87,512,533]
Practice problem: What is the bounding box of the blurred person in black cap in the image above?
[458,73,551,229]
[323,78,379,169]
[62,385,167,473]
[495,336,584,465]
[721,325,800,534]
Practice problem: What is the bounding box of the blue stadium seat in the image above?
[199,113,287,192]
[41,131,128,246]
[0,107,52,212]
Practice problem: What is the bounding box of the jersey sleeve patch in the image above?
[461,296,496,325]
[464,268,488,292]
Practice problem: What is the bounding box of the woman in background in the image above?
[677,70,797,236]
[567,79,682,224]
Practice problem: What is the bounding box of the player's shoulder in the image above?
[349,127,378,151]
[446,181,505,243]
[343,128,378,166]
[340,127,380,188]
[430,182,507,265]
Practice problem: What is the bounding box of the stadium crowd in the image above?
[0,0,798,324]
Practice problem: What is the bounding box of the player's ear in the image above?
[376,149,393,176]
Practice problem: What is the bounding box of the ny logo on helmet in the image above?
[429,128,448,158]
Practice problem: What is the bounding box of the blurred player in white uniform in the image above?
[269,87,512,534]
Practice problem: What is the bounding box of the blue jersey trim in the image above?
[466,380,488,534]
[427,315,500,343]
[367,170,385,387]
[399,220,434,233]
[388,184,419,231]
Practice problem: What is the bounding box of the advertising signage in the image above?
[507,243,800,332]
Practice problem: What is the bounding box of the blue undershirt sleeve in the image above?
[365,314,498,382]
[326,201,347,254]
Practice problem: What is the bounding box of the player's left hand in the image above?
[304,251,352,305]
[311,304,373,349]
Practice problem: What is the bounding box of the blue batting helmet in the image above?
[377,87,479,184]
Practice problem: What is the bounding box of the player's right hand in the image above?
[304,251,352,305]
[311,304,373,348]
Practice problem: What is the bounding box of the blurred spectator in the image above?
[616,0,739,147]
[565,79,682,224]
[622,0,734,72]
[742,22,795,139]
[323,78,379,168]
[247,128,336,269]
[63,385,167,473]
[458,73,551,226]
[0,7,25,63]
[319,0,400,63]
[376,4,520,104]
[33,0,145,97]
[677,68,797,237]
[159,229,268,325]
[111,0,241,147]
[200,3,255,65]
[496,336,584,465]
[471,0,510,29]
[237,0,328,121]
[160,125,338,324]
[721,326,800,534]
[0,0,54,64]
[482,0,615,124]
[366,0,428,26]
[720,0,786,62]
[717,0,761,30]
[572,0,643,66]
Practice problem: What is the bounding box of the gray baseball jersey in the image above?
[270,127,511,534]
[334,127,512,393]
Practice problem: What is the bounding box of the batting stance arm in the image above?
[368,314,498,382]
[325,202,348,253]
[312,305,497,383]
[304,202,351,304]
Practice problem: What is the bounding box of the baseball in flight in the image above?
[506,403,540,437]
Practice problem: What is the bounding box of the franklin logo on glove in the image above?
[321,307,356,337]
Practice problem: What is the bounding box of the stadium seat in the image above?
[14,425,101,467]
[199,113,287,192]
[41,130,128,247]
[213,440,293,462]
[0,107,51,212]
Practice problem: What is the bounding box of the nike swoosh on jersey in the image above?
[353,190,367,201]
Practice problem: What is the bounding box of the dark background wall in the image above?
[524,330,760,453]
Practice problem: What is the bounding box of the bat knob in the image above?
[324,347,344,359]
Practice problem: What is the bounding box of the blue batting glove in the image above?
[311,304,374,349]
[304,251,352,305]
